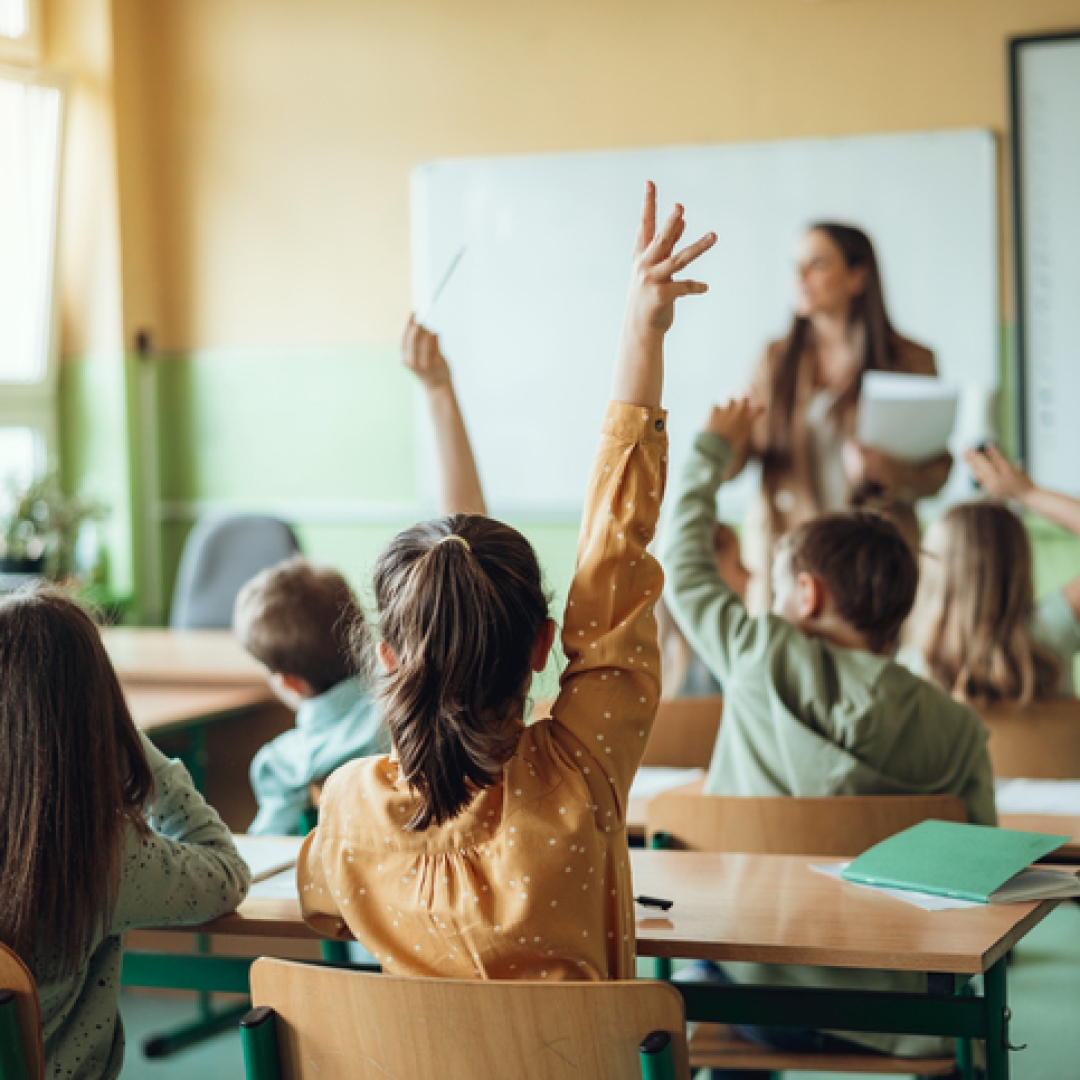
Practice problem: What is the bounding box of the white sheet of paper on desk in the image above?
[856,372,959,461]
[629,768,706,801]
[249,868,300,901]
[234,836,305,883]
[996,779,1080,816]
[810,862,981,911]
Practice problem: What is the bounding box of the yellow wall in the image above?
[123,0,1080,353]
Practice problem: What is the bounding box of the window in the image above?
[0,0,39,64]
[0,65,64,494]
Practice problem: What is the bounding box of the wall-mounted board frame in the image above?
[1010,30,1080,493]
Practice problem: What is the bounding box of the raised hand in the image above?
[964,444,1035,503]
[614,182,716,408]
[402,315,452,391]
[703,398,762,460]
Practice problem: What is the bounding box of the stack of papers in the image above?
[814,820,1080,911]
[857,371,958,461]
[629,768,705,800]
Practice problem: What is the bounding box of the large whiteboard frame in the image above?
[412,130,999,520]
[1010,30,1080,494]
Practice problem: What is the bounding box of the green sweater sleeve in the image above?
[663,432,776,684]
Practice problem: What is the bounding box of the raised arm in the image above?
[553,184,715,797]
[403,315,487,516]
[967,445,1080,617]
[663,399,773,683]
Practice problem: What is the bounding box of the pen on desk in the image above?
[634,895,674,911]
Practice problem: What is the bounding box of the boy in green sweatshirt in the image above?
[662,399,995,1071]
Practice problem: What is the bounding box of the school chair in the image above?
[645,794,966,1079]
[171,514,301,630]
[532,695,723,771]
[979,698,1080,779]
[239,958,690,1079]
[641,696,723,770]
[0,943,43,1080]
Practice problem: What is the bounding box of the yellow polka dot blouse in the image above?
[298,401,667,980]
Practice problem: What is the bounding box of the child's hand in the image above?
[626,182,716,337]
[402,315,451,391]
[703,398,761,459]
[613,183,716,408]
[964,444,1035,502]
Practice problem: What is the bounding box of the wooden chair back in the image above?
[0,943,43,1080]
[640,696,723,769]
[646,793,967,855]
[979,698,1080,779]
[532,695,722,769]
[247,958,689,1079]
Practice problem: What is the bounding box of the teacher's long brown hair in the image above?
[765,223,901,471]
[0,588,153,976]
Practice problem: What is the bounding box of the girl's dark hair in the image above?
[0,587,154,976]
[766,223,901,472]
[368,514,550,831]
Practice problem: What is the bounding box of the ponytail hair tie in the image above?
[436,534,472,553]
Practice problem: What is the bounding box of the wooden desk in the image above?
[1000,812,1080,861]
[122,849,1051,1078]
[103,627,265,686]
[175,850,1053,975]
[126,685,274,737]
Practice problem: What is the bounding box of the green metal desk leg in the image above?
[955,977,976,1080]
[648,833,674,982]
[0,990,31,1080]
[984,957,1010,1080]
[638,1030,676,1080]
[240,1006,283,1080]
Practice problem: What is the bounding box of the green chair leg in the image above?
[984,957,1012,1080]
[240,1006,283,1080]
[646,833,674,980]
[639,1030,677,1080]
[0,990,31,1080]
[321,940,352,964]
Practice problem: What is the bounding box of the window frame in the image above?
[0,0,41,65]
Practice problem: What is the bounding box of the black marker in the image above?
[634,895,674,911]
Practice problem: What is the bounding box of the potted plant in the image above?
[0,474,109,580]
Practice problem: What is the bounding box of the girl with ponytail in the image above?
[299,183,715,980]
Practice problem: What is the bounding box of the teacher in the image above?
[735,223,952,610]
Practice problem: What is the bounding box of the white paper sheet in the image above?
[629,768,706,801]
[810,862,981,911]
[248,867,300,901]
[234,836,305,883]
[856,371,959,461]
[996,779,1080,816]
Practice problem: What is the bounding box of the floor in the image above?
[118,903,1080,1079]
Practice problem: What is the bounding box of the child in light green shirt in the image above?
[662,400,995,1064]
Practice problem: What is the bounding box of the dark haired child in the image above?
[299,183,716,979]
[0,588,249,1080]
[662,399,995,1070]
[235,557,383,836]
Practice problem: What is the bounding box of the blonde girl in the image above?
[912,445,1080,705]
[299,184,715,979]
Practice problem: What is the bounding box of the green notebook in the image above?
[842,820,1072,904]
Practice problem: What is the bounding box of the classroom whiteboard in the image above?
[411,129,998,520]
[1012,33,1080,496]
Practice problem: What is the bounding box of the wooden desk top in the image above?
[1000,813,1080,860]
[103,628,266,686]
[126,685,274,736]
[179,850,1055,975]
